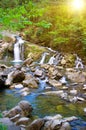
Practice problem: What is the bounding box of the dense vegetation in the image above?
[0,0,86,61]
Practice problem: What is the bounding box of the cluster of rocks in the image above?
[0,100,78,130]
[0,51,86,113]
[39,64,86,103]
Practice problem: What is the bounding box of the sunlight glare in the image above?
[72,0,84,10]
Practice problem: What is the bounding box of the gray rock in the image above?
[43,119,62,130]
[26,118,44,130]
[43,114,62,121]
[23,74,38,88]
[48,79,62,87]
[23,57,33,66]
[34,69,43,77]
[5,70,25,85]
[4,106,22,118]
[0,117,13,125]
[16,117,30,126]
[66,71,86,83]
[10,114,21,122]
[42,91,64,96]
[12,70,25,83]
[18,100,33,116]
[59,122,71,130]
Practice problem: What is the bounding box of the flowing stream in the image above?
[0,42,86,129]
[0,78,86,129]
[0,79,85,118]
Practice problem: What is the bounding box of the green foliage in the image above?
[36,20,52,28]
[0,113,3,118]
[0,0,86,57]
[0,123,7,130]
[0,0,18,8]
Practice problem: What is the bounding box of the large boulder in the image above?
[18,100,33,117]
[66,71,86,83]
[4,100,33,118]
[5,70,25,85]
[23,73,38,88]
[12,70,25,83]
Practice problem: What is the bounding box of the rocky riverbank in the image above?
[0,34,86,129]
[0,99,81,130]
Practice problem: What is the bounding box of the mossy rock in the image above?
[24,42,47,61]
[63,53,76,67]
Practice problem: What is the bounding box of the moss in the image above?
[24,42,47,61]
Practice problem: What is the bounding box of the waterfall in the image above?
[75,54,84,69]
[40,52,49,64]
[14,36,24,61]
[12,36,24,66]
[14,42,20,61]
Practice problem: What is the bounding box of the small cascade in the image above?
[55,53,62,65]
[59,76,67,84]
[40,52,49,64]
[75,54,84,69]
[48,56,55,65]
[12,36,24,66]
[48,53,62,65]
[38,77,48,91]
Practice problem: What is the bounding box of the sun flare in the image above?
[72,0,84,10]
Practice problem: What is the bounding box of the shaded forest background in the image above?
[0,0,86,62]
